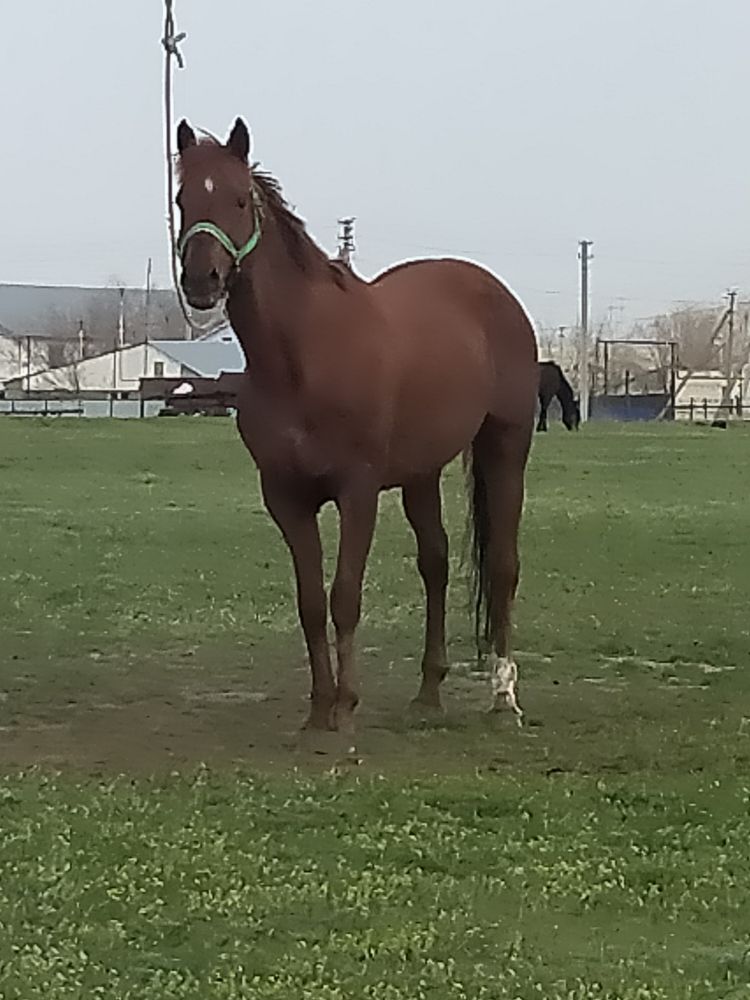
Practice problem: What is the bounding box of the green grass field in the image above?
[1,418,749,997]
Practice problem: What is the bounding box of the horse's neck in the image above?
[557,382,575,413]
[227,221,330,383]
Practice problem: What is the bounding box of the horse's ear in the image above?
[177,119,196,154]
[227,118,251,162]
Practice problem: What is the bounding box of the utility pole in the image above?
[145,257,153,343]
[578,240,593,422]
[337,217,356,268]
[725,288,737,380]
[117,286,126,348]
[712,289,738,426]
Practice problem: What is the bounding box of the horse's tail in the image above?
[463,426,493,660]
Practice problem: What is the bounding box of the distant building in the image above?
[4,333,244,396]
[674,368,749,419]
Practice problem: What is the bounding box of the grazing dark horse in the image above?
[537,361,580,432]
[175,118,539,744]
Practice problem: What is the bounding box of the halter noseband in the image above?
[178,190,263,267]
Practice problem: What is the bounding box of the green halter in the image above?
[179,193,263,266]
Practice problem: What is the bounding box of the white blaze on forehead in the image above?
[204,177,214,194]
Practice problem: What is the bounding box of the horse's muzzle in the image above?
[181,268,223,311]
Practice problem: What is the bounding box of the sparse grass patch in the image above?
[1,418,750,995]
[1,769,749,998]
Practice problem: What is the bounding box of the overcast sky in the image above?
[1,0,747,332]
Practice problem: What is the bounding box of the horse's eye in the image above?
[237,196,248,209]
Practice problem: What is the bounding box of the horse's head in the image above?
[563,399,581,431]
[176,118,259,310]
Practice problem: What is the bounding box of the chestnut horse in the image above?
[176,118,538,744]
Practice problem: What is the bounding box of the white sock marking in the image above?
[488,654,524,725]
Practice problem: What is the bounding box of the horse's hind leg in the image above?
[477,420,530,720]
[402,473,449,711]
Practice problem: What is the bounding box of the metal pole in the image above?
[669,342,677,420]
[336,217,356,268]
[145,257,153,343]
[712,289,738,426]
[118,286,125,347]
[578,240,593,423]
[603,341,610,395]
[726,289,736,384]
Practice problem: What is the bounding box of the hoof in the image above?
[488,698,524,728]
[303,704,337,733]
[333,702,357,743]
[487,655,524,726]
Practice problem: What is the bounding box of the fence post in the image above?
[139,396,145,419]
[689,399,694,422]
[109,393,114,418]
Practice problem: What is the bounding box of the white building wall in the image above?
[675,369,748,420]
[0,334,52,387]
[17,343,183,393]
[115,343,185,387]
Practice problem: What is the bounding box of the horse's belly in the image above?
[384,396,488,484]
[383,339,493,480]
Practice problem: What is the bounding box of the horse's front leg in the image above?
[261,475,336,730]
[330,481,379,746]
[536,397,548,432]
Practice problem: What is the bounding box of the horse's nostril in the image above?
[209,268,220,283]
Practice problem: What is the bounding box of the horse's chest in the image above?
[237,403,337,481]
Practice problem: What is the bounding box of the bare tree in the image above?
[599,306,726,397]
[34,289,187,355]
[43,341,84,392]
[648,306,720,371]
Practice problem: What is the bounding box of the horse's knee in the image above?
[298,588,327,637]
[330,573,362,637]
[417,534,448,589]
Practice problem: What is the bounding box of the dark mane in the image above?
[177,138,353,288]
[252,169,356,288]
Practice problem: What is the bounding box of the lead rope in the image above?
[162,0,226,337]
